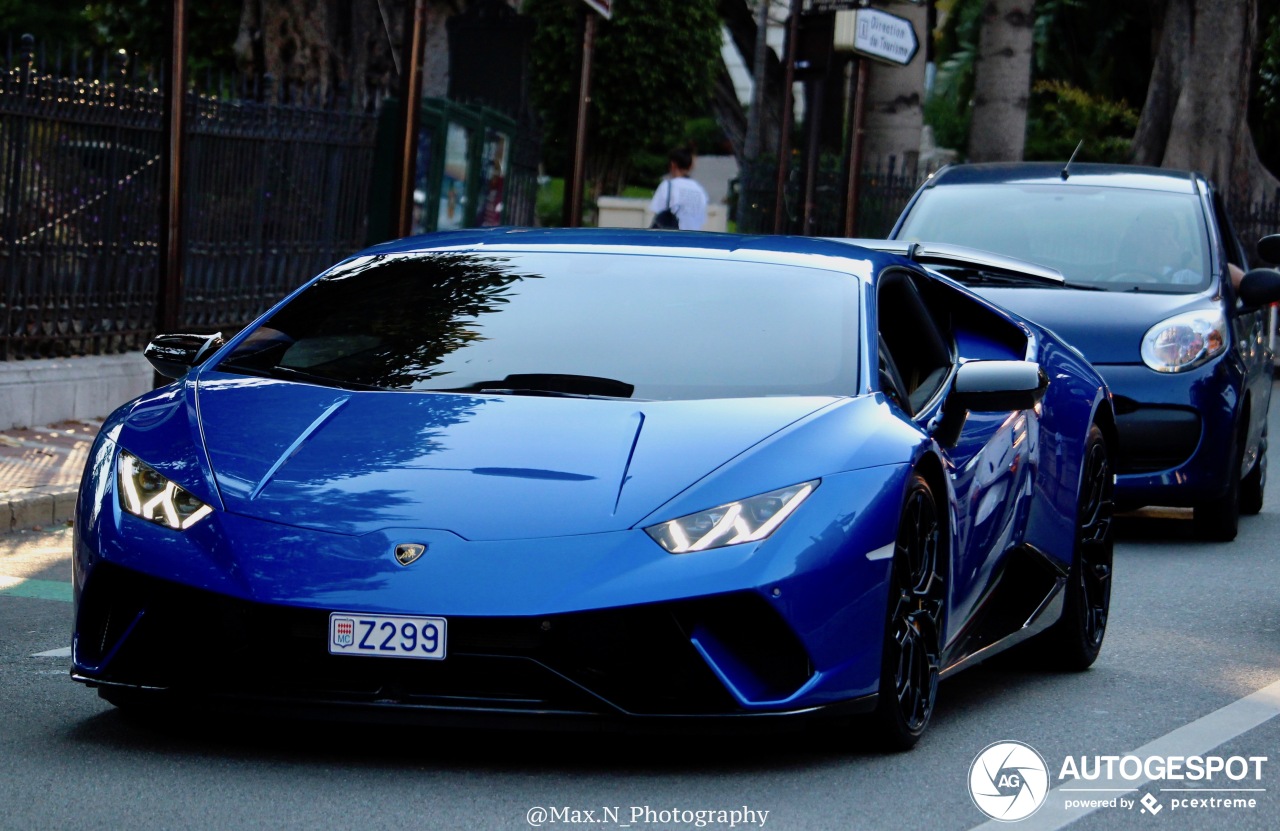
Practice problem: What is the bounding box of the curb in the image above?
[2,486,78,535]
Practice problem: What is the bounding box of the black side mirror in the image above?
[951,360,1048,413]
[1237,268,1280,309]
[1257,235,1280,265]
[937,360,1047,445]
[145,332,224,379]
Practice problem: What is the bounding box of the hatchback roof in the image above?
[926,162,1200,194]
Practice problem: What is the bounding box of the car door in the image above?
[1210,187,1273,465]
[875,267,1037,645]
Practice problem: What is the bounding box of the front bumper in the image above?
[72,461,907,721]
[1096,359,1239,508]
[72,561,877,724]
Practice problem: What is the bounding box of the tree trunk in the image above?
[720,0,783,160]
[711,61,748,161]
[233,0,458,107]
[861,1,928,172]
[967,0,1036,162]
[1132,0,1278,207]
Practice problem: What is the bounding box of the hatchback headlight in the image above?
[117,450,213,530]
[644,480,819,554]
[1140,310,1227,373]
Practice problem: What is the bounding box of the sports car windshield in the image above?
[217,250,860,400]
[898,185,1211,293]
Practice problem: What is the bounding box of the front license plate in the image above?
[328,612,447,660]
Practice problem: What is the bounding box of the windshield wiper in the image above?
[220,362,384,392]
[938,267,1105,291]
[440,373,636,399]
[478,387,637,401]
[941,268,1064,288]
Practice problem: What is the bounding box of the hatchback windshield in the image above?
[897,184,1211,292]
[217,250,861,400]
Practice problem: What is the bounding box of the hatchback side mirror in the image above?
[1257,235,1280,265]
[1237,268,1280,309]
[145,332,224,379]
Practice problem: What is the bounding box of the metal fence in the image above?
[735,155,937,239]
[1233,190,1280,263]
[0,39,387,360]
[1,40,384,358]
[0,35,545,362]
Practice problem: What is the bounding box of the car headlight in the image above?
[1140,310,1227,373]
[644,480,819,554]
[117,450,213,530]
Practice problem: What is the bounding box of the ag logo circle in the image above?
[968,740,1050,822]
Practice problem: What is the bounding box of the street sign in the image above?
[579,0,612,18]
[836,7,919,66]
[812,0,923,10]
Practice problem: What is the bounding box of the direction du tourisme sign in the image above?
[846,7,918,65]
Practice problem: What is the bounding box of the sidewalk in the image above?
[0,420,100,534]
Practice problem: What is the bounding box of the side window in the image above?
[1211,190,1247,271]
[876,269,954,415]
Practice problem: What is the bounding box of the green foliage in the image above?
[0,1,238,76]
[1024,81,1137,163]
[0,0,82,43]
[536,176,564,228]
[925,0,1149,160]
[922,0,983,156]
[1252,7,1280,173]
[525,0,721,195]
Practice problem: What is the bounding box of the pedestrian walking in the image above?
[649,146,709,230]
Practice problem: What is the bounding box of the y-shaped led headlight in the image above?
[118,450,213,530]
[645,480,819,554]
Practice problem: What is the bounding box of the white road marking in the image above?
[968,677,1280,830]
[31,646,71,658]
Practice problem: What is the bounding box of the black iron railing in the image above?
[0,37,386,360]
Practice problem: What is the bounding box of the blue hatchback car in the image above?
[890,163,1280,540]
[72,229,1114,748]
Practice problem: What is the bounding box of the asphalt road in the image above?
[2,396,1279,831]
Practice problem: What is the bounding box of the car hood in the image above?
[973,287,1218,364]
[194,372,840,540]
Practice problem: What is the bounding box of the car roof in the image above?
[355,227,896,277]
[925,162,1201,194]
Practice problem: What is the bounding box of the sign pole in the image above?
[773,0,803,235]
[842,56,869,237]
[564,9,598,227]
[391,0,428,239]
[158,0,188,351]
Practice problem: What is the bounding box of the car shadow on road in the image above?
[61,704,886,773]
[1113,508,1201,542]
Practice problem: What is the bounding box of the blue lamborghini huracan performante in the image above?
[72,229,1115,749]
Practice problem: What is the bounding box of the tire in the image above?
[1240,427,1266,516]
[1041,423,1114,671]
[870,472,945,751]
[1193,427,1243,541]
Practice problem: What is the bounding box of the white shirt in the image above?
[649,176,709,231]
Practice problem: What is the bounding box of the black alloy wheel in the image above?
[1044,423,1114,670]
[871,472,945,750]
